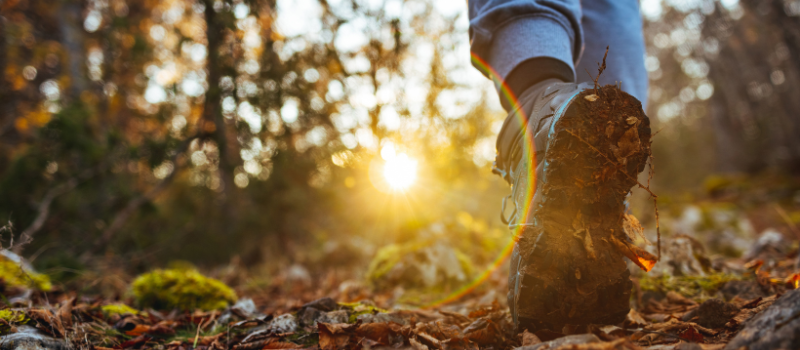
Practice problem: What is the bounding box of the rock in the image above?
[744,229,787,261]
[321,310,349,324]
[724,289,800,350]
[286,264,311,285]
[231,298,258,316]
[298,307,324,327]
[0,250,52,296]
[218,298,260,324]
[681,298,739,329]
[241,313,299,343]
[516,334,600,350]
[301,297,339,312]
[269,314,298,333]
[356,312,407,325]
[0,325,70,350]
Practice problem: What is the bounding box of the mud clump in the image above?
[516,85,652,332]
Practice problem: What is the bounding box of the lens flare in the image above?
[383,153,417,190]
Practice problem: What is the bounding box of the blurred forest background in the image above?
[1,0,799,294]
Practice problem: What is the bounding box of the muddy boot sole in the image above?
[513,85,651,332]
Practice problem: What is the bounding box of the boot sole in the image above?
[513,85,651,332]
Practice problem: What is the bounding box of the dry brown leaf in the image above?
[356,322,394,345]
[666,292,697,306]
[410,337,429,350]
[463,318,499,345]
[609,235,657,272]
[521,329,541,346]
[262,341,305,349]
[318,322,358,350]
[725,294,778,328]
[28,308,63,337]
[437,310,471,325]
[416,331,443,349]
[58,298,74,328]
[624,309,648,328]
[124,324,151,336]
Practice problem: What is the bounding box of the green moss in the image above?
[639,273,743,299]
[101,303,139,316]
[366,241,475,288]
[0,309,30,334]
[366,241,429,283]
[337,301,388,323]
[454,250,475,277]
[132,268,237,311]
[0,255,51,291]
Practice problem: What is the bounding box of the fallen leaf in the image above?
[521,329,541,346]
[678,326,703,343]
[58,298,74,328]
[415,331,442,350]
[262,341,305,349]
[114,335,150,349]
[410,337,429,350]
[356,322,395,345]
[666,291,697,306]
[609,235,657,272]
[124,324,151,336]
[318,322,358,350]
[725,294,778,328]
[624,309,648,328]
[740,297,762,309]
[463,319,498,345]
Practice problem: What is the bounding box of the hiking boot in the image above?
[493,79,652,332]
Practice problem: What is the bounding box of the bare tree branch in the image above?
[92,136,197,253]
[14,168,95,254]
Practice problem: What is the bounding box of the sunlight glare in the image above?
[383,153,417,191]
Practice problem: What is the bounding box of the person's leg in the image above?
[575,0,648,107]
[468,0,582,109]
[469,0,653,333]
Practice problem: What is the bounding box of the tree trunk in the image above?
[0,15,15,137]
[705,0,800,174]
[59,0,88,101]
[203,0,237,201]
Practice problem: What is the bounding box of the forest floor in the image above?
[2,174,800,350]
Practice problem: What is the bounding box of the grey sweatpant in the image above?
[469,0,649,107]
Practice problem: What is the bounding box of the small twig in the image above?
[651,127,665,138]
[16,179,77,253]
[193,316,207,348]
[593,46,609,94]
[564,130,657,198]
[773,203,800,240]
[16,167,96,254]
[654,198,661,261]
[585,68,596,83]
[565,129,661,260]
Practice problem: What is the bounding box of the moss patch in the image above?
[337,302,388,323]
[0,309,30,334]
[101,303,139,316]
[639,273,743,299]
[366,240,475,290]
[0,254,51,291]
[132,268,237,311]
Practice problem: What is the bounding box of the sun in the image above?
[383,153,417,190]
